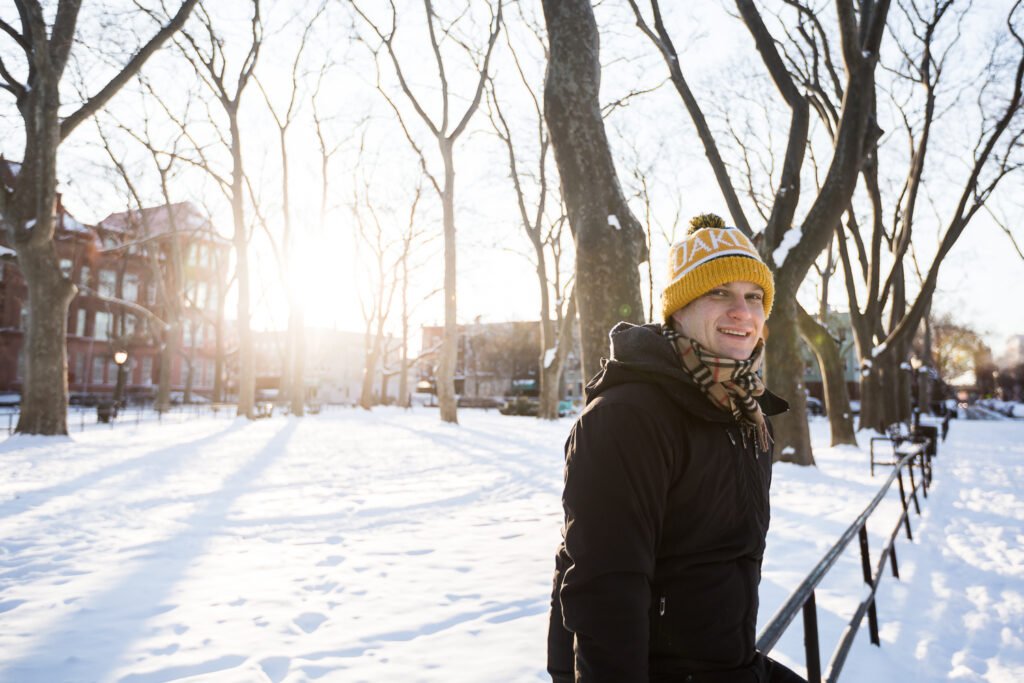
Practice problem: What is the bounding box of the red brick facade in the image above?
[0,159,229,402]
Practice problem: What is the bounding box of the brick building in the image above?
[1,158,229,402]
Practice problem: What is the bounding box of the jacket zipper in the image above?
[659,596,666,616]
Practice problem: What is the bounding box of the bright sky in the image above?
[3,0,1020,356]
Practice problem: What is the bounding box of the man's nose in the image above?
[727,298,753,319]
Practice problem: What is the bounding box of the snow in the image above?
[24,218,35,230]
[772,225,803,267]
[1,411,1022,681]
[61,213,92,234]
[0,245,15,258]
[872,342,888,358]
[543,347,556,369]
[607,214,621,230]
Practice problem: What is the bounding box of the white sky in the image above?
[2,0,1020,355]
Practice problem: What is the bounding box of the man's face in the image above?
[670,281,766,360]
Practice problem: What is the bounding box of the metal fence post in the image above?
[857,525,880,646]
[803,590,822,683]
[907,465,921,514]
[896,470,913,540]
[918,453,929,498]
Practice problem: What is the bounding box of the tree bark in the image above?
[436,142,459,422]
[538,290,577,420]
[797,305,856,446]
[763,298,814,464]
[14,243,76,434]
[542,0,647,380]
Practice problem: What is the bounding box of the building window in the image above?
[125,315,136,336]
[79,265,91,288]
[92,356,105,385]
[198,245,209,267]
[76,309,87,337]
[94,311,111,341]
[74,353,85,386]
[123,273,139,302]
[60,258,73,278]
[16,348,25,380]
[141,356,153,385]
[147,282,157,306]
[98,270,116,298]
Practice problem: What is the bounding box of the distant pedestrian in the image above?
[547,213,806,682]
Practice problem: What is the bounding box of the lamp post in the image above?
[113,349,128,409]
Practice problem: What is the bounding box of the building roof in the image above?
[98,202,224,242]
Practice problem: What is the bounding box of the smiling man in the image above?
[547,214,806,682]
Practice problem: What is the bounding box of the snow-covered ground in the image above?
[0,408,1021,682]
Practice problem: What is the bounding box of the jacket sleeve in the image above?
[557,399,674,683]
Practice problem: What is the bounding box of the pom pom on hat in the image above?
[661,213,775,321]
[688,213,726,232]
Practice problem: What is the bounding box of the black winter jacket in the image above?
[547,323,788,683]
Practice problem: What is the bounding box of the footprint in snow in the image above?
[294,612,327,634]
[259,655,291,683]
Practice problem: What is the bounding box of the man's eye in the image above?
[708,289,727,297]
[747,293,764,301]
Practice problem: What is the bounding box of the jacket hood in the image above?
[585,322,789,422]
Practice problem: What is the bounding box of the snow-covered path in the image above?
[0,409,1021,682]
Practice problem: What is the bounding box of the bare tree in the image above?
[173,0,263,418]
[351,0,503,424]
[254,3,326,417]
[486,9,577,420]
[0,0,197,434]
[824,1,1024,431]
[628,0,890,464]
[351,174,400,409]
[541,0,649,382]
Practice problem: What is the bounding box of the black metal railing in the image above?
[756,448,932,682]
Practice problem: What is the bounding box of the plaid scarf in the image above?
[662,325,772,453]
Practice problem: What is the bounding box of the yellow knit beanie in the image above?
[661,213,775,321]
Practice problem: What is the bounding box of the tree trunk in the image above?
[291,308,305,415]
[14,244,75,434]
[213,291,226,403]
[542,0,647,380]
[797,306,857,446]
[397,254,410,409]
[859,364,883,433]
[230,113,255,419]
[538,291,577,420]
[764,298,815,464]
[156,322,180,412]
[436,141,459,423]
[360,328,383,410]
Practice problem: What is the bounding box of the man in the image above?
[547,214,806,682]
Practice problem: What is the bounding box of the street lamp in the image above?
[113,349,129,409]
